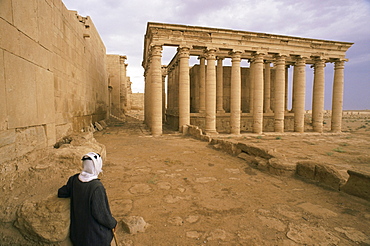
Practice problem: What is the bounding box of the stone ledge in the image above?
[296,161,346,190]
[184,125,370,201]
[341,170,370,201]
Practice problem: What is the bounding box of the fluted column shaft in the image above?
[230,51,242,134]
[205,49,217,133]
[150,45,163,136]
[178,47,190,132]
[312,59,326,133]
[331,60,345,132]
[199,56,206,113]
[174,62,179,113]
[264,62,272,113]
[167,68,173,112]
[253,54,264,134]
[162,66,166,123]
[249,60,255,113]
[144,68,150,125]
[285,65,289,111]
[216,57,225,113]
[274,56,286,132]
[293,58,306,132]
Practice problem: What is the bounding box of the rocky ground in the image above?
[94,113,370,246]
[1,112,370,245]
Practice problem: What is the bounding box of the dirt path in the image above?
[94,117,370,246]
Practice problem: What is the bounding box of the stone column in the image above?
[230,51,242,134]
[293,58,306,132]
[174,62,179,114]
[249,60,255,113]
[167,67,173,113]
[253,54,264,134]
[161,66,167,123]
[119,56,127,116]
[264,61,272,113]
[144,67,150,125]
[285,65,289,111]
[274,55,286,132]
[199,56,206,113]
[312,59,326,133]
[216,57,225,113]
[150,45,163,136]
[331,60,345,132]
[205,49,217,133]
[178,47,190,132]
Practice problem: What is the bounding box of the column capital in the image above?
[119,55,127,64]
[206,49,217,60]
[178,46,190,58]
[198,55,206,60]
[334,60,345,69]
[229,50,242,60]
[150,45,163,57]
[253,53,264,63]
[295,57,307,66]
[274,55,286,65]
[161,65,167,76]
[312,58,326,68]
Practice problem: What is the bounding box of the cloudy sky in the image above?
[63,0,370,110]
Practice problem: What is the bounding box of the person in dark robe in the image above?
[58,152,117,246]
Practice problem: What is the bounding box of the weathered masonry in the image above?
[142,22,353,136]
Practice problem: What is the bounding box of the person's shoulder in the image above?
[91,179,104,188]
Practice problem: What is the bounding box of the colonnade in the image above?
[142,23,352,136]
[145,45,346,136]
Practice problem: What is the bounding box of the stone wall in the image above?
[0,0,109,164]
[131,93,144,110]
[107,55,131,117]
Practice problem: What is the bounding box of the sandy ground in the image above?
[94,115,370,246]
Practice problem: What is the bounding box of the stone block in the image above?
[0,0,13,23]
[268,158,296,177]
[0,129,16,147]
[45,123,56,146]
[315,164,346,190]
[15,195,70,243]
[94,122,104,131]
[15,126,47,157]
[296,161,316,180]
[5,52,38,128]
[0,142,16,164]
[341,170,370,201]
[37,0,54,51]
[36,67,55,124]
[121,216,148,234]
[0,50,7,131]
[236,142,274,159]
[296,161,346,190]
[12,0,38,41]
[0,18,20,55]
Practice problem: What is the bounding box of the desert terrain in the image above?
[1,111,370,245]
[93,111,370,246]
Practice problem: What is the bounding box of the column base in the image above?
[204,129,218,135]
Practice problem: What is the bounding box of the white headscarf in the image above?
[78,152,103,182]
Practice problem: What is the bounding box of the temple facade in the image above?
[142,22,353,136]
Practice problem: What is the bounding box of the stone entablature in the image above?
[143,22,352,67]
[142,22,353,136]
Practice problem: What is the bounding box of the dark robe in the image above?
[58,174,117,246]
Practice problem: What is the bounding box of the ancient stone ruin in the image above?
[1,0,370,245]
[142,22,353,135]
